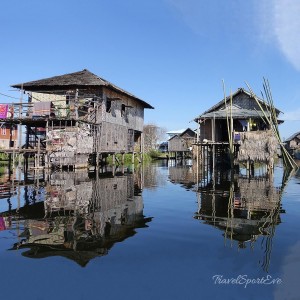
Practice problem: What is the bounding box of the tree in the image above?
[143,124,166,153]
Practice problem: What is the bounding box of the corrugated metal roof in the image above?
[166,129,186,135]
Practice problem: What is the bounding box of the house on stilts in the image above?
[193,88,283,170]
[284,131,300,159]
[168,128,196,159]
[4,69,153,169]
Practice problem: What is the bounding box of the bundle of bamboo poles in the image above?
[246,79,298,171]
[222,80,234,168]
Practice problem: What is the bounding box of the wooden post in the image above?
[96,152,99,170]
[141,132,144,162]
[246,159,250,177]
[18,123,22,166]
[37,138,40,169]
[75,89,79,119]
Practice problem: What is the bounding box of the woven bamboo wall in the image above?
[168,136,190,152]
[99,121,128,152]
[102,88,144,132]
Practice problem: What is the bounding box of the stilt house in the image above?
[168,128,196,157]
[194,88,283,164]
[10,69,154,168]
[0,124,18,149]
[285,131,300,159]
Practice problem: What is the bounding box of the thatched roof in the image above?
[194,88,281,121]
[11,69,154,109]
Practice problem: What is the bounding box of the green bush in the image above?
[148,149,161,159]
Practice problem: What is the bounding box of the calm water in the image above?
[0,160,299,300]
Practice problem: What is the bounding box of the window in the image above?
[66,94,71,105]
[106,99,112,113]
[121,104,126,117]
[1,128,6,135]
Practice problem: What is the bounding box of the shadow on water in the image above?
[0,165,152,267]
[169,158,293,273]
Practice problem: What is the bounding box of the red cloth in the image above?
[0,104,8,118]
[0,217,6,231]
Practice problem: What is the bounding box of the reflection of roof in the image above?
[196,214,281,242]
[12,215,152,267]
[19,244,107,267]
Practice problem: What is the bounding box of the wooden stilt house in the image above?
[10,69,154,169]
[194,88,283,165]
[168,128,196,158]
[284,131,300,159]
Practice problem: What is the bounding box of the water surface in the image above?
[0,161,299,300]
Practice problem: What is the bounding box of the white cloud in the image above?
[167,0,300,71]
[165,0,251,38]
[274,0,300,70]
[258,0,300,70]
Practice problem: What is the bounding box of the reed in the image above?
[222,80,234,168]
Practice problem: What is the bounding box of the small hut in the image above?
[0,123,18,149]
[168,128,196,158]
[194,88,283,165]
[285,131,300,159]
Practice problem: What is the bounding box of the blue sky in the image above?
[1,0,300,140]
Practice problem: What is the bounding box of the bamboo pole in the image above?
[245,80,298,171]
[222,81,234,169]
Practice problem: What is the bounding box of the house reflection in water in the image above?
[194,166,286,271]
[168,160,197,190]
[10,169,151,267]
